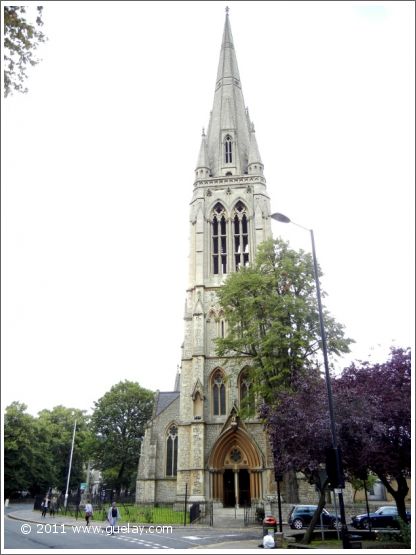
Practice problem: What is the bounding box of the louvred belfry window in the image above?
[233,201,249,270]
[166,424,178,477]
[224,135,233,163]
[212,203,227,275]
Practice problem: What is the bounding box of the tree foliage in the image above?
[350,474,378,503]
[216,238,353,402]
[334,347,411,521]
[262,346,411,535]
[3,5,45,97]
[90,380,154,493]
[4,402,38,497]
[36,406,91,494]
[4,403,91,497]
[4,380,154,498]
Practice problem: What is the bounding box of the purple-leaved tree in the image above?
[261,373,331,543]
[262,347,411,542]
[334,347,411,522]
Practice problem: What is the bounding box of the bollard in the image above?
[274,532,284,548]
[5,499,9,507]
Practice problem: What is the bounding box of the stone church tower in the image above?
[136,9,276,506]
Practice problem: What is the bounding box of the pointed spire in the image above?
[205,9,251,177]
[174,365,181,392]
[248,122,264,175]
[195,128,210,180]
[215,6,241,86]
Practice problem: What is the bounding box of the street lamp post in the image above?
[274,470,283,533]
[271,212,350,549]
[64,418,77,508]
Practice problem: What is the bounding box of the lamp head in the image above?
[271,212,291,224]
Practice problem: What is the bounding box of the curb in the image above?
[7,512,107,529]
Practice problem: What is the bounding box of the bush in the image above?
[376,518,411,549]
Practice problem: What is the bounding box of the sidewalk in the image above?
[195,539,263,549]
[7,508,107,528]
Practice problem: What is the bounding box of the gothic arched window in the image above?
[212,369,226,416]
[239,368,255,415]
[166,424,178,477]
[211,203,227,275]
[233,201,249,270]
[224,135,233,164]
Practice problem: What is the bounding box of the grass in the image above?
[114,504,185,525]
[58,503,186,525]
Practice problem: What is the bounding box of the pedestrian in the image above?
[84,500,93,526]
[107,501,121,534]
[41,496,49,517]
[49,496,57,517]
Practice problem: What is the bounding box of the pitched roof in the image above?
[155,391,180,416]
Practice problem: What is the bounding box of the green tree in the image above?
[4,402,37,497]
[216,238,353,403]
[4,5,46,97]
[3,402,68,497]
[90,381,154,494]
[350,474,377,503]
[36,406,91,495]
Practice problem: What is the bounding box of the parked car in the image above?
[351,506,411,529]
[288,505,340,530]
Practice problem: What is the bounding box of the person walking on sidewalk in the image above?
[84,501,93,526]
[107,502,121,534]
[41,496,49,517]
[49,496,57,517]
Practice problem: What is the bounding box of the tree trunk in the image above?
[302,487,327,545]
[116,462,126,495]
[284,469,299,503]
[378,473,409,522]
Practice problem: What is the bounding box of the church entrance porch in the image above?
[208,424,263,507]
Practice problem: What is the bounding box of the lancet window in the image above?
[239,368,255,414]
[224,135,233,164]
[233,201,249,270]
[166,424,178,477]
[212,369,226,416]
[211,203,227,275]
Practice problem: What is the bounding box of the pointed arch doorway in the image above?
[208,426,263,507]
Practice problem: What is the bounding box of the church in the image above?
[136,8,281,507]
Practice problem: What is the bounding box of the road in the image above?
[3,504,261,550]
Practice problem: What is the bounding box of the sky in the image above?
[2,1,415,417]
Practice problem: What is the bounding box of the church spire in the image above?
[215,6,241,88]
[203,7,259,178]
